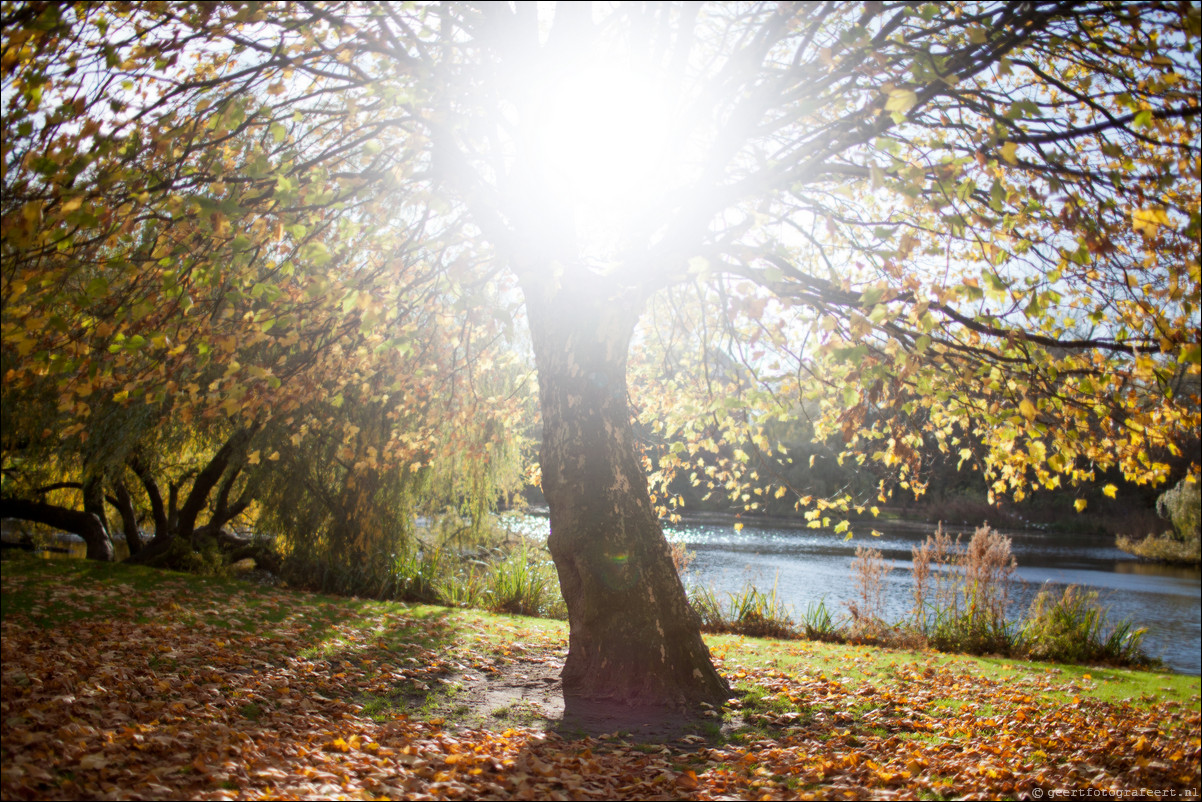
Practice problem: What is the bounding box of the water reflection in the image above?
[1114,561,1202,581]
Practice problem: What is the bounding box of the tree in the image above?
[1,2,526,566]
[3,1,1198,716]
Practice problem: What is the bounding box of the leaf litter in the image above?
[1,561,1198,800]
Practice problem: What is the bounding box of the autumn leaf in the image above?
[1132,208,1172,236]
[885,88,918,118]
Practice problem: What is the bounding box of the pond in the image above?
[505,513,1201,675]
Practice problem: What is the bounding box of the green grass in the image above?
[3,551,1196,732]
[702,630,1197,708]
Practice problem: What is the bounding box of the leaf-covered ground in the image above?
[2,556,1198,800]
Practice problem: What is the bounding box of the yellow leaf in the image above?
[1019,398,1037,421]
[22,201,42,227]
[1102,483,1117,498]
[885,88,918,114]
[1074,499,1088,512]
[1000,142,1018,165]
[1132,207,1171,236]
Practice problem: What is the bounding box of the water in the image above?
[504,513,1201,675]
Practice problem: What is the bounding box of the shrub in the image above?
[1156,475,1201,542]
[668,537,695,574]
[1116,532,1201,565]
[1118,476,1201,565]
[1021,585,1150,667]
[164,533,226,576]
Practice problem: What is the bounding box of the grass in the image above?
[3,552,1195,721]
[690,578,795,639]
[702,630,1197,708]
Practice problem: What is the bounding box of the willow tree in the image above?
[3,1,1198,715]
[1,2,528,565]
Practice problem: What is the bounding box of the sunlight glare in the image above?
[527,61,676,256]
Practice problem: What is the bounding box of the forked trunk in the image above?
[524,272,730,716]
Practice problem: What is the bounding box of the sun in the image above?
[521,59,679,259]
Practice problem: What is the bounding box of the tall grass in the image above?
[483,539,566,618]
[690,578,795,639]
[800,598,841,642]
[910,524,1017,655]
[223,508,1159,670]
[847,545,892,637]
[380,544,444,602]
[686,522,1153,670]
[435,565,489,609]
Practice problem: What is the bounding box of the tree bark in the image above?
[178,426,255,546]
[112,480,143,556]
[82,473,111,548]
[523,271,730,716]
[130,455,169,542]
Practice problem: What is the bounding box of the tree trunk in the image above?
[523,272,730,716]
[0,498,113,561]
[113,480,143,557]
[82,472,112,553]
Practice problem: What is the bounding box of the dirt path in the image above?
[435,648,743,743]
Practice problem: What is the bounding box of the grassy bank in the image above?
[2,553,1198,801]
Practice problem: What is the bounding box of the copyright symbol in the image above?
[1033,789,1044,799]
